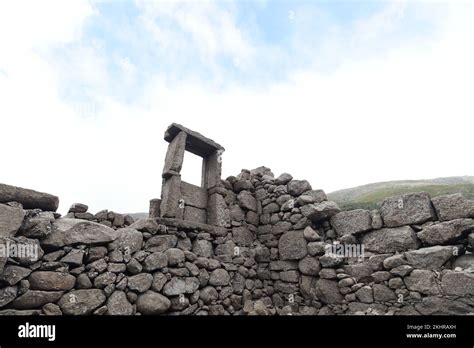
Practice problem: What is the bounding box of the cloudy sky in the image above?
[0,0,473,215]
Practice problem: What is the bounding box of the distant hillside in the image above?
[328,176,474,211]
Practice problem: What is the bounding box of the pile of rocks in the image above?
[66,203,135,229]
[0,173,473,316]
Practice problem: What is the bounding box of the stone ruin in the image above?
[0,123,473,316]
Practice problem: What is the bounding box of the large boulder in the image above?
[136,291,171,315]
[380,192,435,227]
[300,201,341,222]
[417,219,474,245]
[441,270,474,296]
[0,265,32,285]
[19,210,54,239]
[28,271,76,291]
[237,191,257,212]
[58,289,106,315]
[0,183,59,212]
[278,230,308,260]
[431,193,474,221]
[361,226,419,253]
[404,246,455,270]
[209,269,230,286]
[0,204,25,238]
[330,209,372,236]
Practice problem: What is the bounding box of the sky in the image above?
[0,0,473,215]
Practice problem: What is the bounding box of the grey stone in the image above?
[129,218,160,234]
[298,257,321,276]
[441,271,474,296]
[58,289,106,315]
[127,273,153,293]
[307,242,327,256]
[108,228,143,254]
[143,252,168,272]
[361,226,419,253]
[330,209,372,236]
[0,183,59,211]
[380,192,435,227]
[57,219,119,246]
[382,254,407,270]
[184,206,207,224]
[162,130,186,177]
[209,269,230,286]
[192,239,213,258]
[68,203,88,213]
[11,290,63,309]
[9,237,43,265]
[0,265,32,285]
[303,226,321,242]
[106,290,133,315]
[275,173,293,185]
[163,277,199,296]
[60,249,84,267]
[300,201,341,222]
[19,211,54,239]
[28,272,75,291]
[370,210,383,229]
[237,191,257,212]
[232,227,253,246]
[373,284,396,302]
[151,272,167,292]
[200,286,219,304]
[302,190,327,204]
[136,291,171,315]
[145,235,178,252]
[404,270,439,295]
[417,219,474,246]
[165,248,185,266]
[278,230,308,260]
[315,279,344,304]
[355,286,374,303]
[288,180,312,196]
[415,296,474,315]
[431,193,474,221]
[93,272,117,289]
[404,246,455,270]
[0,286,18,308]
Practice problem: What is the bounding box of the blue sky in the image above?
[0,0,473,214]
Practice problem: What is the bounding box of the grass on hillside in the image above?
[335,184,474,211]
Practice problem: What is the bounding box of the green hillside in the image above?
[328,177,474,211]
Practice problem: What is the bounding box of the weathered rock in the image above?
[19,210,54,239]
[108,228,143,254]
[28,272,76,291]
[301,201,341,222]
[209,269,230,286]
[380,192,435,227]
[373,284,396,302]
[415,296,474,315]
[128,273,153,293]
[232,227,253,246]
[58,289,106,315]
[129,219,160,234]
[361,226,419,253]
[237,191,257,212]
[404,270,439,295]
[298,257,321,276]
[417,219,474,246]
[69,203,88,213]
[404,246,455,270]
[143,252,168,272]
[370,210,383,229]
[431,193,474,221]
[355,286,374,303]
[303,226,321,242]
[200,286,219,304]
[278,230,308,260]
[10,237,44,265]
[192,239,213,258]
[288,180,312,196]
[106,290,133,315]
[0,265,32,285]
[145,235,178,252]
[165,248,185,266]
[441,271,474,296]
[0,184,59,212]
[11,290,63,309]
[0,203,26,238]
[136,291,171,315]
[275,173,293,185]
[163,277,199,296]
[330,209,372,236]
[0,286,18,308]
[63,220,120,246]
[315,279,343,304]
[60,249,84,267]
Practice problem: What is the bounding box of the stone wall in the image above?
[0,171,473,316]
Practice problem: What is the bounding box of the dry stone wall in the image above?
[1,171,474,316]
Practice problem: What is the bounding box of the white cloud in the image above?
[1,1,473,215]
